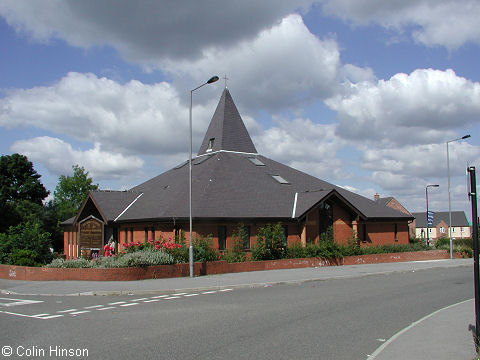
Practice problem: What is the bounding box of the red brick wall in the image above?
[363,222,409,246]
[0,250,457,281]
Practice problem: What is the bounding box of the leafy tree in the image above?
[53,165,98,221]
[0,221,53,265]
[0,154,49,233]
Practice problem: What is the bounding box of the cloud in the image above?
[0,0,313,62]
[164,14,342,112]
[326,68,480,146]
[0,72,219,158]
[255,116,346,179]
[10,136,144,180]
[319,0,480,50]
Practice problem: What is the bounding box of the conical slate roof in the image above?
[69,88,413,225]
[197,88,257,155]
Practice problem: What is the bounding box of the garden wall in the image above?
[0,250,460,281]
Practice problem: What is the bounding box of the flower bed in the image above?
[0,250,460,281]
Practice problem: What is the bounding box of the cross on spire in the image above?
[223,75,229,89]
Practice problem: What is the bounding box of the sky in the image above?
[0,0,479,221]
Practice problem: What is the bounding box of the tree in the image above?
[53,165,99,221]
[0,154,49,233]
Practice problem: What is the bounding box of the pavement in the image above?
[0,258,477,359]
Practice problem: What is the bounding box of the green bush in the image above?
[0,221,53,266]
[435,237,450,249]
[45,249,176,268]
[222,225,247,263]
[193,235,219,263]
[251,223,286,261]
[286,241,307,259]
[45,258,92,268]
[9,249,42,267]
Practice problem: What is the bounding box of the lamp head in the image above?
[207,76,219,84]
[462,134,471,140]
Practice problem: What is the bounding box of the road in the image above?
[0,266,473,360]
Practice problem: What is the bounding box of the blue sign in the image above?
[427,211,435,226]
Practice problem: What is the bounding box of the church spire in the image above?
[197,88,257,156]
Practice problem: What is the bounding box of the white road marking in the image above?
[0,298,44,307]
[151,295,169,299]
[108,301,127,305]
[57,309,78,313]
[202,291,217,294]
[183,294,199,297]
[172,293,187,296]
[164,296,180,299]
[219,288,233,292]
[38,314,64,319]
[69,310,90,315]
[84,305,103,309]
[143,299,159,303]
[120,303,139,307]
[97,306,116,311]
[131,298,149,301]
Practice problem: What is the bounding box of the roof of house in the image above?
[65,88,413,225]
[412,211,470,228]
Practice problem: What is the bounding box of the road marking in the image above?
[151,295,169,299]
[108,301,127,305]
[69,310,90,315]
[120,303,139,307]
[1,311,43,318]
[202,291,217,294]
[38,314,64,320]
[57,309,78,313]
[219,288,233,292]
[368,298,473,359]
[172,293,187,296]
[131,298,149,301]
[0,297,44,307]
[164,296,180,299]
[183,294,199,297]
[143,299,159,303]
[84,305,103,309]
[31,313,50,318]
[97,306,116,311]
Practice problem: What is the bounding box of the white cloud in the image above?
[0,72,219,157]
[10,136,144,180]
[255,116,346,179]
[164,14,342,112]
[319,0,480,50]
[326,68,480,146]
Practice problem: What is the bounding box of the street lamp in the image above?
[189,76,219,277]
[425,184,439,247]
[446,134,471,259]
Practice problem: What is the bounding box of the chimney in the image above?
[374,193,380,201]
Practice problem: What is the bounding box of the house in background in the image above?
[411,211,471,242]
[63,88,414,259]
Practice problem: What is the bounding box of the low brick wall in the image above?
[0,250,460,281]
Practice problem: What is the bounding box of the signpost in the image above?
[467,166,479,350]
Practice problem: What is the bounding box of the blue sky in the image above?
[0,0,479,220]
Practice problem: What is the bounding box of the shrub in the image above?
[286,241,307,259]
[46,249,176,268]
[0,221,53,266]
[222,224,247,263]
[9,249,42,267]
[45,258,92,268]
[251,223,286,261]
[193,235,219,263]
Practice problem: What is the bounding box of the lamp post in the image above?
[446,134,471,259]
[189,76,219,278]
[425,184,439,247]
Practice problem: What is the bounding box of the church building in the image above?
[63,88,413,259]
